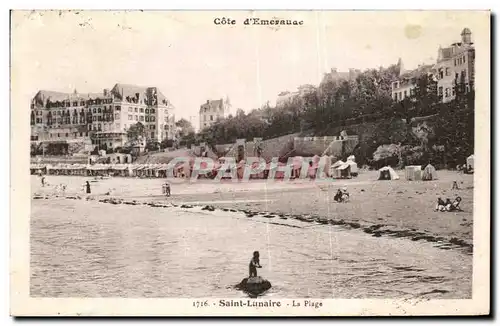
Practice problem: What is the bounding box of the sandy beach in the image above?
[33,169,473,251]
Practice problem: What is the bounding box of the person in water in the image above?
[249,251,262,277]
[85,181,91,194]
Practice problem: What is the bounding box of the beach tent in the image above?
[378,166,400,180]
[332,162,351,179]
[422,164,438,181]
[466,154,474,170]
[405,165,422,181]
[345,157,358,176]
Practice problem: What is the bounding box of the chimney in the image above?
[206,100,210,104]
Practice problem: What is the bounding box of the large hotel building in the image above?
[30,83,176,153]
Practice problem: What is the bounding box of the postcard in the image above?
[10,10,490,316]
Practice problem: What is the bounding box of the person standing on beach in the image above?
[85,181,91,194]
[249,251,262,277]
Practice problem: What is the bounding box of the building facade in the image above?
[30,83,176,154]
[199,98,230,129]
[391,28,475,104]
[434,28,475,103]
[391,63,434,102]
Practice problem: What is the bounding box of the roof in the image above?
[199,99,224,113]
[33,83,171,107]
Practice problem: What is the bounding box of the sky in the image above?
[11,10,489,130]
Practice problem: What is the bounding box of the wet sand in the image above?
[32,170,474,252]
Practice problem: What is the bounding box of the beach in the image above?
[30,170,473,298]
[33,170,474,249]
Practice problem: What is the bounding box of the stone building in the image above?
[391,28,475,104]
[30,83,176,154]
[199,98,230,129]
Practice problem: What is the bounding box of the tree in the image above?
[175,118,195,137]
[126,122,146,145]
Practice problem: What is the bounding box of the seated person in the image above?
[435,197,446,211]
[450,197,463,212]
[334,189,343,202]
[444,198,453,212]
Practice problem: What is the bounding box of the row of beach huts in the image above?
[30,155,360,179]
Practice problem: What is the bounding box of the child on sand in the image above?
[249,251,262,277]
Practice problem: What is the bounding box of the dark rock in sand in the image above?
[33,196,43,199]
[201,205,215,211]
[263,214,275,218]
[181,204,193,209]
[372,232,382,237]
[229,209,237,212]
[348,222,361,229]
[236,276,272,297]
[222,208,230,212]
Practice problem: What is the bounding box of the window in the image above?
[452,88,456,96]
[115,106,121,111]
[445,88,450,97]
[115,123,119,129]
[57,133,60,137]
[140,108,144,113]
[98,124,102,131]
[439,69,444,79]
[80,101,85,106]
[134,108,138,112]
[152,125,155,130]
[445,68,450,76]
[403,90,407,98]
[88,125,92,131]
[393,94,398,101]
[65,133,68,137]
[115,113,120,120]
[128,115,132,120]
[135,116,138,121]
[438,86,443,97]
[210,115,213,121]
[151,116,155,122]
[463,55,466,63]
[398,92,402,100]
[151,132,155,138]
[140,116,144,122]
[129,107,133,112]
[454,59,457,66]
[104,124,108,131]
[151,109,155,114]
[98,108,102,113]
[204,115,206,121]
[93,108,96,113]
[455,72,459,80]
[146,109,149,114]
[80,132,83,137]
[73,101,78,107]
[50,134,52,138]
[93,116,96,121]
[146,117,149,122]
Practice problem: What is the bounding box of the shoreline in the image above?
[33,192,473,255]
[32,170,473,255]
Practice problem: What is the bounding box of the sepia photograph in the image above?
[10,10,490,316]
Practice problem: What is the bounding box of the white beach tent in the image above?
[405,165,422,181]
[466,154,474,170]
[345,157,358,176]
[329,160,344,178]
[378,166,400,180]
[422,164,438,181]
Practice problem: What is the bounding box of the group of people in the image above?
[435,197,463,212]
[334,187,350,203]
